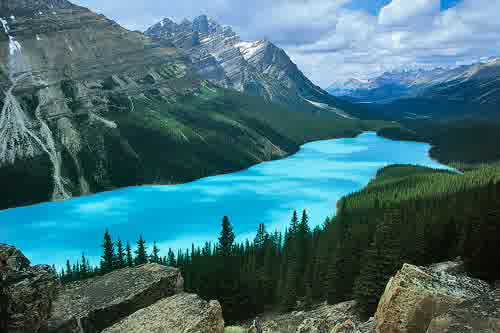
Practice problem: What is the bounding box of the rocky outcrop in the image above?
[0,244,59,333]
[47,263,183,332]
[103,293,224,333]
[251,301,366,333]
[0,243,30,271]
[426,288,500,333]
[145,16,342,112]
[374,261,491,333]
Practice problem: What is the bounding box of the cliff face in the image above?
[145,15,342,112]
[1,1,352,210]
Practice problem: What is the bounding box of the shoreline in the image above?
[0,131,366,213]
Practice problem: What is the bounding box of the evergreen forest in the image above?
[59,164,500,322]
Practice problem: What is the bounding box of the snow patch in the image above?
[302,98,357,120]
[0,18,9,33]
[160,20,164,27]
[39,11,43,15]
[36,34,42,41]
[9,15,15,22]
[235,41,264,60]
[9,36,22,55]
[90,113,117,129]
[65,39,74,52]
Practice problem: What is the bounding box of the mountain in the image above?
[342,59,500,164]
[145,15,344,113]
[328,59,500,106]
[0,0,367,210]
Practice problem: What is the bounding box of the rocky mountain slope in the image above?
[328,59,500,107]
[0,0,365,210]
[145,15,343,113]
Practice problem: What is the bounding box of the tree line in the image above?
[60,165,500,322]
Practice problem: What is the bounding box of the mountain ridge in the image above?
[0,2,370,210]
[145,15,343,113]
[328,59,500,105]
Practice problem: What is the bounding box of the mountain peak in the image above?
[0,0,73,12]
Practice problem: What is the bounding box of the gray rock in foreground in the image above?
[1,244,59,333]
[103,293,224,333]
[254,300,364,333]
[375,261,492,333]
[426,288,500,333]
[47,263,183,333]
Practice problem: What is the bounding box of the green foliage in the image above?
[101,229,115,274]
[115,239,125,269]
[58,164,500,322]
[218,216,235,257]
[134,235,148,266]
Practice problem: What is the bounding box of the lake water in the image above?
[0,132,450,267]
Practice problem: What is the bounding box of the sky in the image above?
[72,0,500,87]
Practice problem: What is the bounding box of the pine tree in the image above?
[65,259,72,283]
[218,216,235,257]
[81,253,88,279]
[354,209,402,315]
[125,241,133,267]
[151,241,160,263]
[116,239,125,269]
[167,248,176,267]
[290,210,299,234]
[134,235,148,265]
[101,229,115,274]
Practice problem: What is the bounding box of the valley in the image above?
[0,0,377,211]
[0,132,449,269]
[1,0,500,332]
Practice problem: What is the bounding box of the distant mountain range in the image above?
[145,15,344,113]
[328,58,500,107]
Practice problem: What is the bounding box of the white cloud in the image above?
[379,0,440,27]
[71,0,500,87]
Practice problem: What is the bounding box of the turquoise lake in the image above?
[0,132,450,267]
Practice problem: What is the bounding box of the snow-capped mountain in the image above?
[145,15,340,111]
[0,1,357,209]
[328,59,500,105]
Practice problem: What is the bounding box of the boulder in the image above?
[0,245,59,333]
[375,261,491,333]
[47,263,184,332]
[102,293,224,333]
[0,243,31,271]
[426,289,500,333]
[254,301,364,333]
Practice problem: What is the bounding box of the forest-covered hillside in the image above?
[58,164,500,322]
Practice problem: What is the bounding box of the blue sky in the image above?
[73,0,500,86]
[347,0,461,13]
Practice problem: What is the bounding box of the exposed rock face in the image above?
[0,1,348,210]
[145,16,342,112]
[103,293,224,333]
[47,263,183,332]
[253,301,366,333]
[375,261,491,333]
[426,288,500,333]
[0,244,59,333]
[0,243,31,270]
